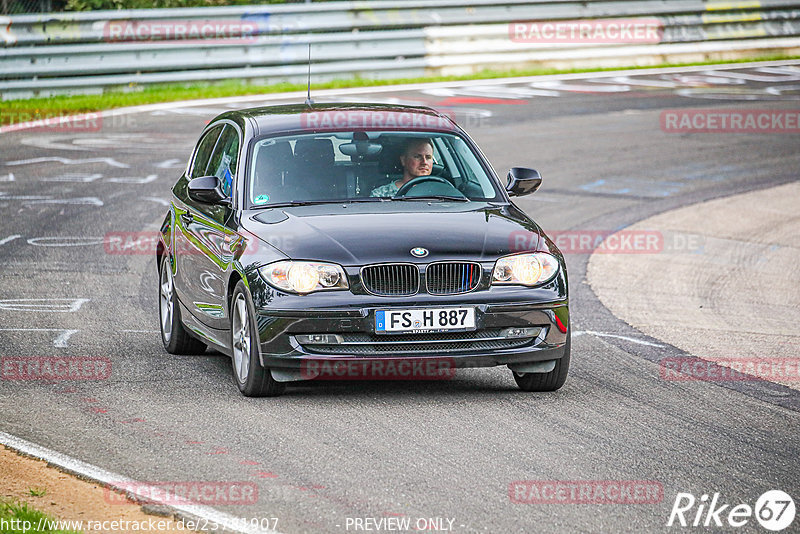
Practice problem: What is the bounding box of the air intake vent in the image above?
[426,262,481,295]
[361,264,419,296]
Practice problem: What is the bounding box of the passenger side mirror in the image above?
[188,175,229,205]
[506,167,542,197]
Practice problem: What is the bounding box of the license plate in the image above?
[375,308,476,334]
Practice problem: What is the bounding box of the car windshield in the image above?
[247,131,502,207]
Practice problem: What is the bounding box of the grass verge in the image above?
[2,53,798,127]
[0,499,82,534]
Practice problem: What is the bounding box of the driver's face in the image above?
[400,142,434,179]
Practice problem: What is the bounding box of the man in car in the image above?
[370,138,434,197]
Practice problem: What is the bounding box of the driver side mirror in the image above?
[506,167,542,197]
[188,175,229,205]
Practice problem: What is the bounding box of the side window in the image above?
[331,137,350,162]
[435,137,461,180]
[190,125,224,179]
[452,137,479,183]
[430,142,442,165]
[207,124,240,197]
[452,136,495,197]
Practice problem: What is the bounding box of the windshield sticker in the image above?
[254,194,270,205]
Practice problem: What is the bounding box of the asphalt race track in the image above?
[1,62,799,533]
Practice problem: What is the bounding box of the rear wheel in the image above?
[159,255,206,355]
[513,334,570,392]
[230,280,285,397]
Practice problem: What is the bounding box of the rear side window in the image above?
[207,125,240,197]
[190,125,223,179]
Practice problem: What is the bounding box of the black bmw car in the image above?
[157,103,569,396]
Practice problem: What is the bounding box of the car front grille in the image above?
[360,262,482,296]
[426,262,481,295]
[296,328,539,356]
[360,264,419,296]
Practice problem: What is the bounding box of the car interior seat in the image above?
[293,138,343,200]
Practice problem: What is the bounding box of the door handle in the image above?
[180,212,194,225]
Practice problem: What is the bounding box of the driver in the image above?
[370,138,433,197]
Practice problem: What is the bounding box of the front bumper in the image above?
[254,296,569,372]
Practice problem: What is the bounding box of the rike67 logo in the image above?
[667,490,795,531]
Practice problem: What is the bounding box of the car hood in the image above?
[242,203,542,266]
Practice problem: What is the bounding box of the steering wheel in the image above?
[395,176,463,197]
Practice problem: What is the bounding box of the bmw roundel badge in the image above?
[411,247,429,258]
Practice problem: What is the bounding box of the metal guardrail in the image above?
[1,0,800,99]
[6,0,800,46]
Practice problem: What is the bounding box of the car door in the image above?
[177,123,242,331]
[172,124,222,321]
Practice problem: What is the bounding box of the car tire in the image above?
[230,280,285,397]
[159,255,207,355]
[512,333,570,392]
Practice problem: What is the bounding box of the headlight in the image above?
[492,253,559,286]
[260,260,348,294]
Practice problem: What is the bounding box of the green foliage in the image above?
[2,54,798,127]
[64,0,316,11]
[0,499,82,534]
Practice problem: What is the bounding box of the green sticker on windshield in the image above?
[254,194,270,205]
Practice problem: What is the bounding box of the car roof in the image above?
[215,102,461,137]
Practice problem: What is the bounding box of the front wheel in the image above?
[230,281,285,397]
[513,334,570,392]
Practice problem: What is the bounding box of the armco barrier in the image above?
[1,0,800,99]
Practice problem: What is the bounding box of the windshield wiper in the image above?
[392,195,470,202]
[250,198,388,209]
[251,200,330,209]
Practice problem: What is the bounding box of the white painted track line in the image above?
[0,431,282,534]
